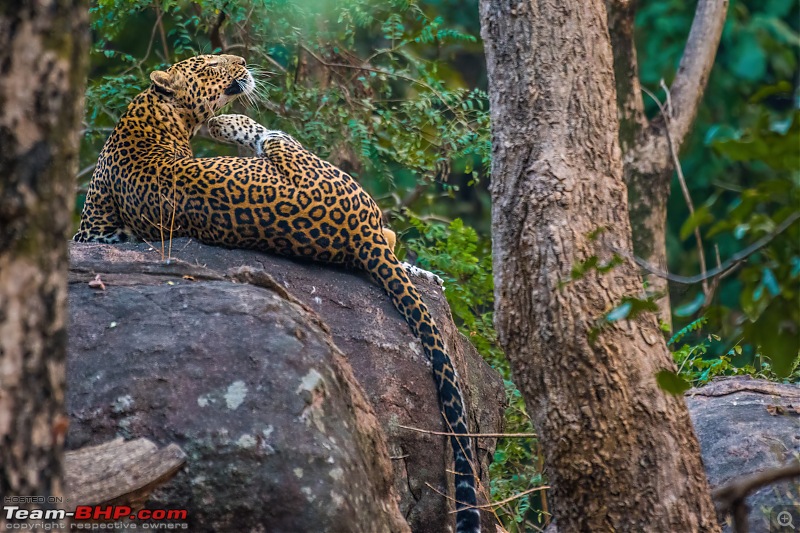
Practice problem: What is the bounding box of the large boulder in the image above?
[687,376,800,532]
[539,376,800,533]
[66,240,505,532]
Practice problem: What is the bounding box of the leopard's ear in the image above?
[149,70,184,95]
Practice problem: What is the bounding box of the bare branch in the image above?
[208,9,226,52]
[297,43,476,134]
[639,0,728,155]
[667,0,729,148]
[624,211,800,285]
[153,1,171,62]
[641,85,709,296]
[76,164,96,180]
[713,461,800,533]
[398,424,536,439]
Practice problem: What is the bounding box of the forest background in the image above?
[79,0,799,529]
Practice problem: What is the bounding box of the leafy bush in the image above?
[670,316,800,388]
[405,217,545,530]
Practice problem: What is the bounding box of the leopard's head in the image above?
[148,54,255,130]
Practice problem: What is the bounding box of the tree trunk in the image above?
[607,0,728,327]
[480,1,720,531]
[0,0,88,521]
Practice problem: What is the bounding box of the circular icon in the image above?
[778,511,795,529]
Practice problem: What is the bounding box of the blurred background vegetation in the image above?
[79,0,798,529]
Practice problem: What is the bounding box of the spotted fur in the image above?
[74,54,479,532]
[206,115,397,251]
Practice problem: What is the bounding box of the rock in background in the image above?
[687,376,800,532]
[66,240,505,532]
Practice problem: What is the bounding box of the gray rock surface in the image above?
[533,376,800,533]
[687,376,800,532]
[66,240,505,532]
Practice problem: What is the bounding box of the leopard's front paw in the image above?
[261,129,301,147]
[207,114,264,148]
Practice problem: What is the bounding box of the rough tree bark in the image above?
[480,1,720,531]
[0,0,88,521]
[608,0,728,325]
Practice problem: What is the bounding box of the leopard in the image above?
[73,54,480,533]
[205,115,397,251]
[206,115,396,250]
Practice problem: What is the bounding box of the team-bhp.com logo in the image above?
[3,498,188,530]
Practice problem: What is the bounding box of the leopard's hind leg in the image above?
[207,114,397,250]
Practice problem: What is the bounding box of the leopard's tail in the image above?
[359,242,481,533]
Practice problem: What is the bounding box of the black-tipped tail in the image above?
[360,242,480,533]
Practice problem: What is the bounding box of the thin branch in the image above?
[297,43,476,133]
[642,84,709,296]
[154,1,170,62]
[459,486,550,512]
[434,407,506,528]
[714,462,800,505]
[628,0,728,174]
[713,461,800,533]
[76,164,96,180]
[167,173,177,262]
[398,424,536,439]
[120,9,161,76]
[425,481,548,514]
[79,127,114,136]
[703,244,723,307]
[400,183,427,209]
[237,47,287,73]
[208,9,226,52]
[626,211,800,285]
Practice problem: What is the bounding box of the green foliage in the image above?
[566,253,623,283]
[669,316,800,388]
[406,218,497,358]
[587,294,660,345]
[405,216,544,530]
[655,370,692,395]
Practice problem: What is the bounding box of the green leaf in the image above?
[675,293,704,318]
[587,226,606,241]
[762,268,781,297]
[606,302,632,322]
[750,81,794,103]
[679,205,713,241]
[570,256,598,280]
[604,296,658,324]
[732,32,767,81]
[668,316,708,345]
[748,301,800,378]
[656,370,692,395]
[741,283,771,322]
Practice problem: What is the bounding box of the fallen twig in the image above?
[398,424,536,439]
